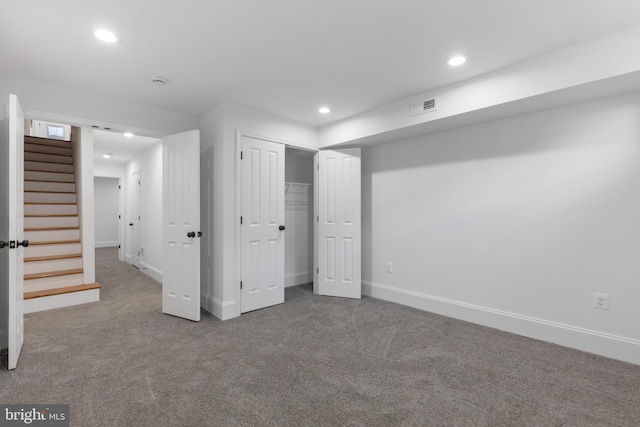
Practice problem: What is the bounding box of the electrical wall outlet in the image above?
[593,292,609,310]
[386,262,393,273]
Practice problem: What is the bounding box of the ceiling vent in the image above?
[410,98,437,117]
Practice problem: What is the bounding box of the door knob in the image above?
[0,241,9,249]
[197,231,202,237]
[129,223,133,226]
[279,225,286,231]
[17,240,29,248]
[187,231,196,238]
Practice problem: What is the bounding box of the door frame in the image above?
[234,130,317,317]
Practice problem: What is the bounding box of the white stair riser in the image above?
[25,204,77,215]
[24,273,84,292]
[25,192,76,203]
[25,181,75,193]
[25,216,79,229]
[25,228,80,242]
[24,152,73,164]
[24,242,82,258]
[25,143,72,156]
[25,136,71,149]
[24,170,74,183]
[24,257,83,275]
[24,161,73,173]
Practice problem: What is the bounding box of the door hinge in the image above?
[240,216,243,225]
[118,245,121,249]
[317,267,319,274]
[118,185,121,189]
[240,151,243,160]
[118,215,121,219]
[317,164,319,171]
[317,215,319,222]
[240,281,243,290]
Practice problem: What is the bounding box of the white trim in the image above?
[285,271,312,288]
[202,293,238,320]
[24,289,100,314]
[363,281,640,366]
[139,261,162,283]
[95,241,119,248]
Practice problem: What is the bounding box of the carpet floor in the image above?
[1,248,639,426]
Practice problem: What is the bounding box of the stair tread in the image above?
[25,226,79,231]
[24,268,83,280]
[25,190,76,194]
[25,214,78,217]
[25,253,83,262]
[24,178,75,183]
[25,202,77,205]
[29,239,81,246]
[24,283,100,300]
[24,169,74,174]
[24,150,72,157]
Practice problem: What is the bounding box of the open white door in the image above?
[162,130,201,321]
[316,149,361,299]
[0,94,25,369]
[240,136,285,313]
[129,171,141,268]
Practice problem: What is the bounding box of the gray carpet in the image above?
[1,248,639,426]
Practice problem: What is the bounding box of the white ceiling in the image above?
[92,129,160,168]
[2,1,640,127]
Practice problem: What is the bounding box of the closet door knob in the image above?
[279,225,286,231]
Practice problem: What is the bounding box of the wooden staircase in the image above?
[22,135,100,308]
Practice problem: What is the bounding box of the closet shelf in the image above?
[285,182,312,195]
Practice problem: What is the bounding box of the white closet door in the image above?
[316,148,361,299]
[240,136,285,313]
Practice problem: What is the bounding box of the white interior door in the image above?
[0,94,25,369]
[240,136,285,313]
[162,130,201,321]
[130,171,141,268]
[315,148,361,299]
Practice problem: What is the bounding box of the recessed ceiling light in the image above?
[448,55,467,66]
[124,132,134,138]
[319,107,331,114]
[103,153,113,159]
[94,29,118,43]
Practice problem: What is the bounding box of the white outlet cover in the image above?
[593,292,609,310]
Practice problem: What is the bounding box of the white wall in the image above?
[285,150,314,287]
[71,127,96,285]
[0,73,198,138]
[94,177,120,248]
[125,142,163,282]
[362,90,640,365]
[199,102,318,319]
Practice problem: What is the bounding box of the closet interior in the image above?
[284,147,314,287]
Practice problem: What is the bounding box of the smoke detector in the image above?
[151,76,167,86]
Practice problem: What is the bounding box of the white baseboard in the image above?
[363,281,640,366]
[202,293,238,320]
[285,271,312,288]
[25,289,100,314]
[139,261,162,283]
[95,241,119,248]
